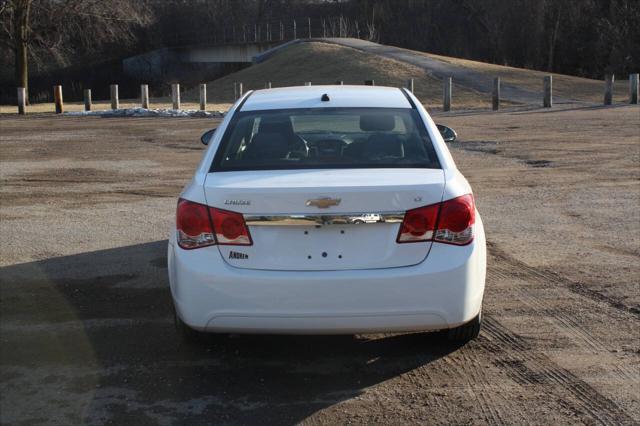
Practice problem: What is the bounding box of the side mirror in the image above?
[436,124,457,143]
[201,128,216,145]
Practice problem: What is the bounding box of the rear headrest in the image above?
[243,132,289,160]
[360,114,396,132]
[366,134,404,157]
[259,116,294,135]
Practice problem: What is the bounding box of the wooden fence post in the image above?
[364,79,375,86]
[630,73,639,104]
[336,80,344,85]
[171,83,180,109]
[141,84,149,108]
[604,74,614,105]
[53,85,64,114]
[443,77,452,112]
[199,84,207,111]
[492,77,501,111]
[84,89,92,111]
[17,87,26,115]
[308,17,311,38]
[238,82,243,98]
[110,84,119,109]
[233,82,238,100]
[407,78,414,93]
[543,76,553,108]
[305,82,311,86]
[265,82,272,89]
[293,20,297,39]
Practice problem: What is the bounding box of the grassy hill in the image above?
[195,42,491,108]
[193,41,629,108]
[419,51,630,104]
[1,40,631,114]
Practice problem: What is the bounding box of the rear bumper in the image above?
[168,218,486,334]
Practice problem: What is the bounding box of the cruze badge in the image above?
[306,197,341,208]
[225,199,250,206]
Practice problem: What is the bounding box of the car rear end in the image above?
[168,86,486,336]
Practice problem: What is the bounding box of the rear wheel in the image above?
[447,310,482,343]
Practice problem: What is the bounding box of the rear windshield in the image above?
[211,107,440,171]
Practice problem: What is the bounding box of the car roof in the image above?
[240,85,412,111]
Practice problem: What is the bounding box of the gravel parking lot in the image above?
[1,105,638,424]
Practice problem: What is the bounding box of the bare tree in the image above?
[14,0,30,94]
[0,0,32,96]
[0,0,151,102]
[1,0,638,102]
[546,1,563,71]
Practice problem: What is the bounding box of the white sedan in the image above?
[168,85,486,343]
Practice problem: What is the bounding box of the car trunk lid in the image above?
[204,169,444,271]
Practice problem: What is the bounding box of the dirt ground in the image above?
[0,104,638,425]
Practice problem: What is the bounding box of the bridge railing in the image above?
[164,16,373,47]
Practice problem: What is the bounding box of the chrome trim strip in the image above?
[244,212,405,226]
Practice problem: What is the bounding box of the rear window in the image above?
[211,108,440,171]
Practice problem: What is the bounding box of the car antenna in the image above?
[321,94,330,102]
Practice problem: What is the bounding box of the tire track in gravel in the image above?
[482,317,636,425]
[488,242,640,318]
[438,355,503,424]
[454,347,511,425]
[487,243,639,382]
[400,361,460,416]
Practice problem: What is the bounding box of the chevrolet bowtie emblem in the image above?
[306,197,341,208]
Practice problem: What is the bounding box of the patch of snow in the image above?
[64,108,224,118]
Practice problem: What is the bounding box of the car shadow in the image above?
[0,240,464,424]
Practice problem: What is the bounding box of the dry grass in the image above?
[417,51,631,103]
[196,42,488,109]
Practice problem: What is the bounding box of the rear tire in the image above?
[447,310,482,343]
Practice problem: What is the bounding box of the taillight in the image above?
[210,208,252,245]
[397,204,439,243]
[176,199,216,249]
[176,200,252,249]
[434,194,475,245]
[397,194,475,245]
